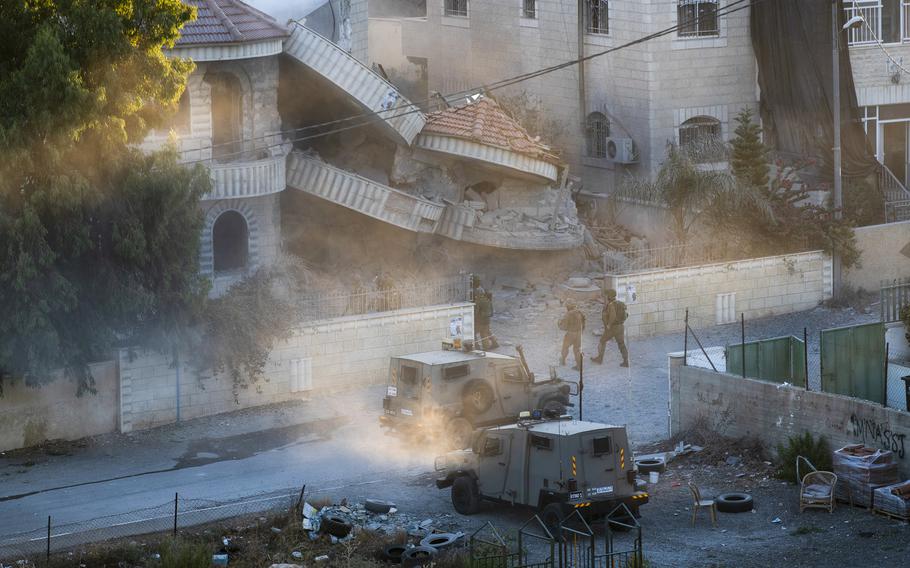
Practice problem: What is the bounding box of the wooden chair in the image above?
[688,482,717,526]
[797,456,837,513]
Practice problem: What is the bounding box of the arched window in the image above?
[679,115,721,148]
[586,112,610,159]
[208,73,243,161]
[212,211,249,272]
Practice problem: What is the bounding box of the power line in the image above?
[856,11,910,78]
[179,0,757,165]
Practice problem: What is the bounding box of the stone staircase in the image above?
[283,23,426,146]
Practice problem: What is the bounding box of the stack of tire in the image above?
[381,533,461,566]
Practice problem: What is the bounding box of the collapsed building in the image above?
[139,0,584,297]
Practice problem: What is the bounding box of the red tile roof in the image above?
[423,97,561,166]
[176,0,288,46]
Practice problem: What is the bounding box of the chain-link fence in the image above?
[0,488,301,563]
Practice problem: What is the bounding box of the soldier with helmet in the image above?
[591,288,629,367]
[558,300,586,370]
[472,276,499,350]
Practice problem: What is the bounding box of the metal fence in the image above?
[602,242,743,275]
[881,277,910,322]
[0,488,301,563]
[298,274,471,322]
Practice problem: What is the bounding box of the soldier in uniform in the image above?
[559,301,585,370]
[591,288,629,367]
[473,276,499,349]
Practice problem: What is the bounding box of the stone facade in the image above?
[369,0,758,192]
[118,303,474,432]
[670,361,910,478]
[845,220,910,292]
[605,251,834,338]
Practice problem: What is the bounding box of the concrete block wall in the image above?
[606,251,833,338]
[850,42,910,106]
[0,362,118,452]
[845,220,910,292]
[670,361,910,478]
[118,303,474,432]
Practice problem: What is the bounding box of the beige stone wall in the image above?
[845,220,910,292]
[670,362,910,477]
[849,43,910,107]
[605,251,833,338]
[118,303,475,432]
[0,362,119,452]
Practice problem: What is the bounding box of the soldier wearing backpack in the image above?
[590,288,629,367]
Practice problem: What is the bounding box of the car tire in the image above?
[540,502,565,541]
[462,379,495,415]
[364,499,395,514]
[715,492,754,513]
[401,545,437,567]
[635,457,666,474]
[321,513,353,538]
[451,476,481,515]
[446,417,474,450]
[381,544,408,564]
[540,398,567,418]
[420,532,460,550]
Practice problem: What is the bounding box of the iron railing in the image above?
[602,242,738,275]
[881,277,910,322]
[298,274,471,322]
[845,0,882,46]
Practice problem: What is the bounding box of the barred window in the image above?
[586,112,610,158]
[677,0,719,38]
[445,0,468,17]
[523,0,536,19]
[679,116,720,148]
[585,0,609,34]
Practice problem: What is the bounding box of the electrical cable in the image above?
[856,9,910,77]
[177,0,758,165]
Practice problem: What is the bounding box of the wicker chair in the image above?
[797,456,837,513]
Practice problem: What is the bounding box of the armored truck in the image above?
[379,345,572,448]
[434,417,648,533]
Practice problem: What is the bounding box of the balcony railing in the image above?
[845,0,882,46]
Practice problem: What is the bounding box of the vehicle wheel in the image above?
[381,544,407,564]
[540,502,565,541]
[715,492,754,513]
[446,417,474,450]
[541,398,567,418]
[635,457,666,474]
[462,379,495,415]
[420,532,460,550]
[451,476,481,515]
[401,545,437,567]
[365,499,395,514]
[321,514,353,538]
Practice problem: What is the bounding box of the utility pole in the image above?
[832,0,844,298]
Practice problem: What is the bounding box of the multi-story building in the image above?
[369,0,759,193]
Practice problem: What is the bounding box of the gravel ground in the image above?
[488,281,878,445]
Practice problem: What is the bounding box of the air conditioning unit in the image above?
[606,137,638,164]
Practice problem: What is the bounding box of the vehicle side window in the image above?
[443,364,470,380]
[502,366,525,382]
[530,434,552,450]
[401,365,418,384]
[481,436,502,456]
[592,436,612,456]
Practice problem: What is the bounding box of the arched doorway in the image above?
[212,210,249,272]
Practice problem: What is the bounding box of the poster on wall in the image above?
[620,283,638,304]
[450,316,464,339]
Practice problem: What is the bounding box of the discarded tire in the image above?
[715,493,754,513]
[382,544,408,564]
[365,499,395,514]
[321,514,353,538]
[451,476,480,515]
[401,545,437,567]
[635,458,666,474]
[462,380,495,414]
[420,532,460,550]
[540,398,567,418]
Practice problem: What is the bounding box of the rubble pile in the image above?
[302,499,461,540]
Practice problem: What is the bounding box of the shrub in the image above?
[158,538,212,568]
[776,432,832,482]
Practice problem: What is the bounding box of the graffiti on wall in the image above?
[847,414,907,459]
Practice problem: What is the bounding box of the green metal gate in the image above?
[725,335,807,388]
[820,322,886,404]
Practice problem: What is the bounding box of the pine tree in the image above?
[730,108,769,189]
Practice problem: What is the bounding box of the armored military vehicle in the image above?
[379,344,572,448]
[434,416,648,533]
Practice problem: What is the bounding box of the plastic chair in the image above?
[688,482,717,526]
[797,456,837,513]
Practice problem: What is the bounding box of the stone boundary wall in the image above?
[118,303,474,432]
[844,220,910,292]
[605,251,833,339]
[669,359,910,478]
[0,362,118,453]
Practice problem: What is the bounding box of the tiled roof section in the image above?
[423,97,561,166]
[176,0,288,46]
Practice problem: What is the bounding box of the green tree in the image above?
[730,108,769,189]
[0,1,207,393]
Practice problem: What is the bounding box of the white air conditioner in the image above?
[606,137,638,164]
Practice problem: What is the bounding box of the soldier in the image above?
[472,276,499,350]
[558,301,585,370]
[591,288,629,367]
